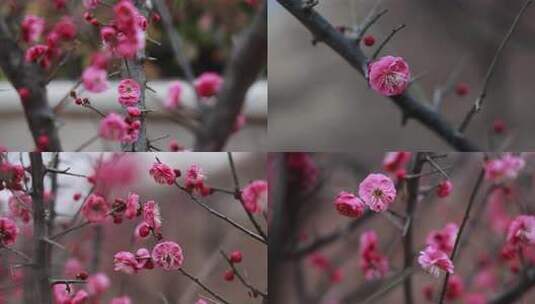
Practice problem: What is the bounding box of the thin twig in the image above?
[458,0,533,132]
[437,168,486,304]
[178,268,231,304]
[372,24,406,60]
[220,250,267,299]
[227,153,267,240]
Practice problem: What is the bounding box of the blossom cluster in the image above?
[334,172,396,216]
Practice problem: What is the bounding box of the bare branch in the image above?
[0,18,62,151]
[194,2,267,151]
[458,0,533,132]
[438,168,486,304]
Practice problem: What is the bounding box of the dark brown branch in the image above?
[489,268,535,304]
[0,18,62,151]
[194,2,267,151]
[153,0,196,85]
[275,0,478,151]
[30,152,52,303]
[402,153,425,304]
[286,211,373,259]
[458,0,533,133]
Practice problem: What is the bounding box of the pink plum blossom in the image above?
[125,192,139,220]
[436,180,453,198]
[184,164,207,194]
[87,272,110,296]
[382,152,411,173]
[506,215,535,247]
[21,15,45,44]
[241,180,268,214]
[114,251,139,274]
[143,200,162,234]
[8,192,33,223]
[83,0,100,9]
[368,56,410,96]
[358,173,396,212]
[359,231,389,280]
[484,153,525,182]
[82,66,109,93]
[151,241,184,271]
[149,162,176,185]
[426,223,458,254]
[0,217,19,246]
[135,248,153,269]
[118,79,141,106]
[81,194,110,222]
[334,191,366,218]
[418,245,454,277]
[99,113,128,141]
[195,72,223,97]
[165,81,183,109]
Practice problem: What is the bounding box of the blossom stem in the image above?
[458,0,533,133]
[220,250,268,299]
[371,24,406,60]
[437,168,485,304]
[176,182,267,245]
[178,268,231,304]
[227,152,268,240]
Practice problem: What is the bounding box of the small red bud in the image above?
[363,35,375,47]
[18,87,30,102]
[223,270,235,281]
[455,83,469,96]
[76,271,88,280]
[230,250,242,264]
[73,193,82,201]
[492,119,506,134]
[151,13,161,23]
[37,135,49,151]
[83,12,93,22]
[139,225,150,238]
[131,120,141,130]
[127,107,141,117]
[90,19,101,27]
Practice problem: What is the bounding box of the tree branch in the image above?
[276,0,478,151]
[194,2,267,151]
[438,167,486,304]
[0,18,62,151]
[29,152,52,303]
[402,153,425,304]
[489,268,535,304]
[458,0,533,132]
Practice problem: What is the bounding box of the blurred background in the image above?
[0,0,267,151]
[269,0,535,151]
[0,152,267,303]
[269,152,535,303]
